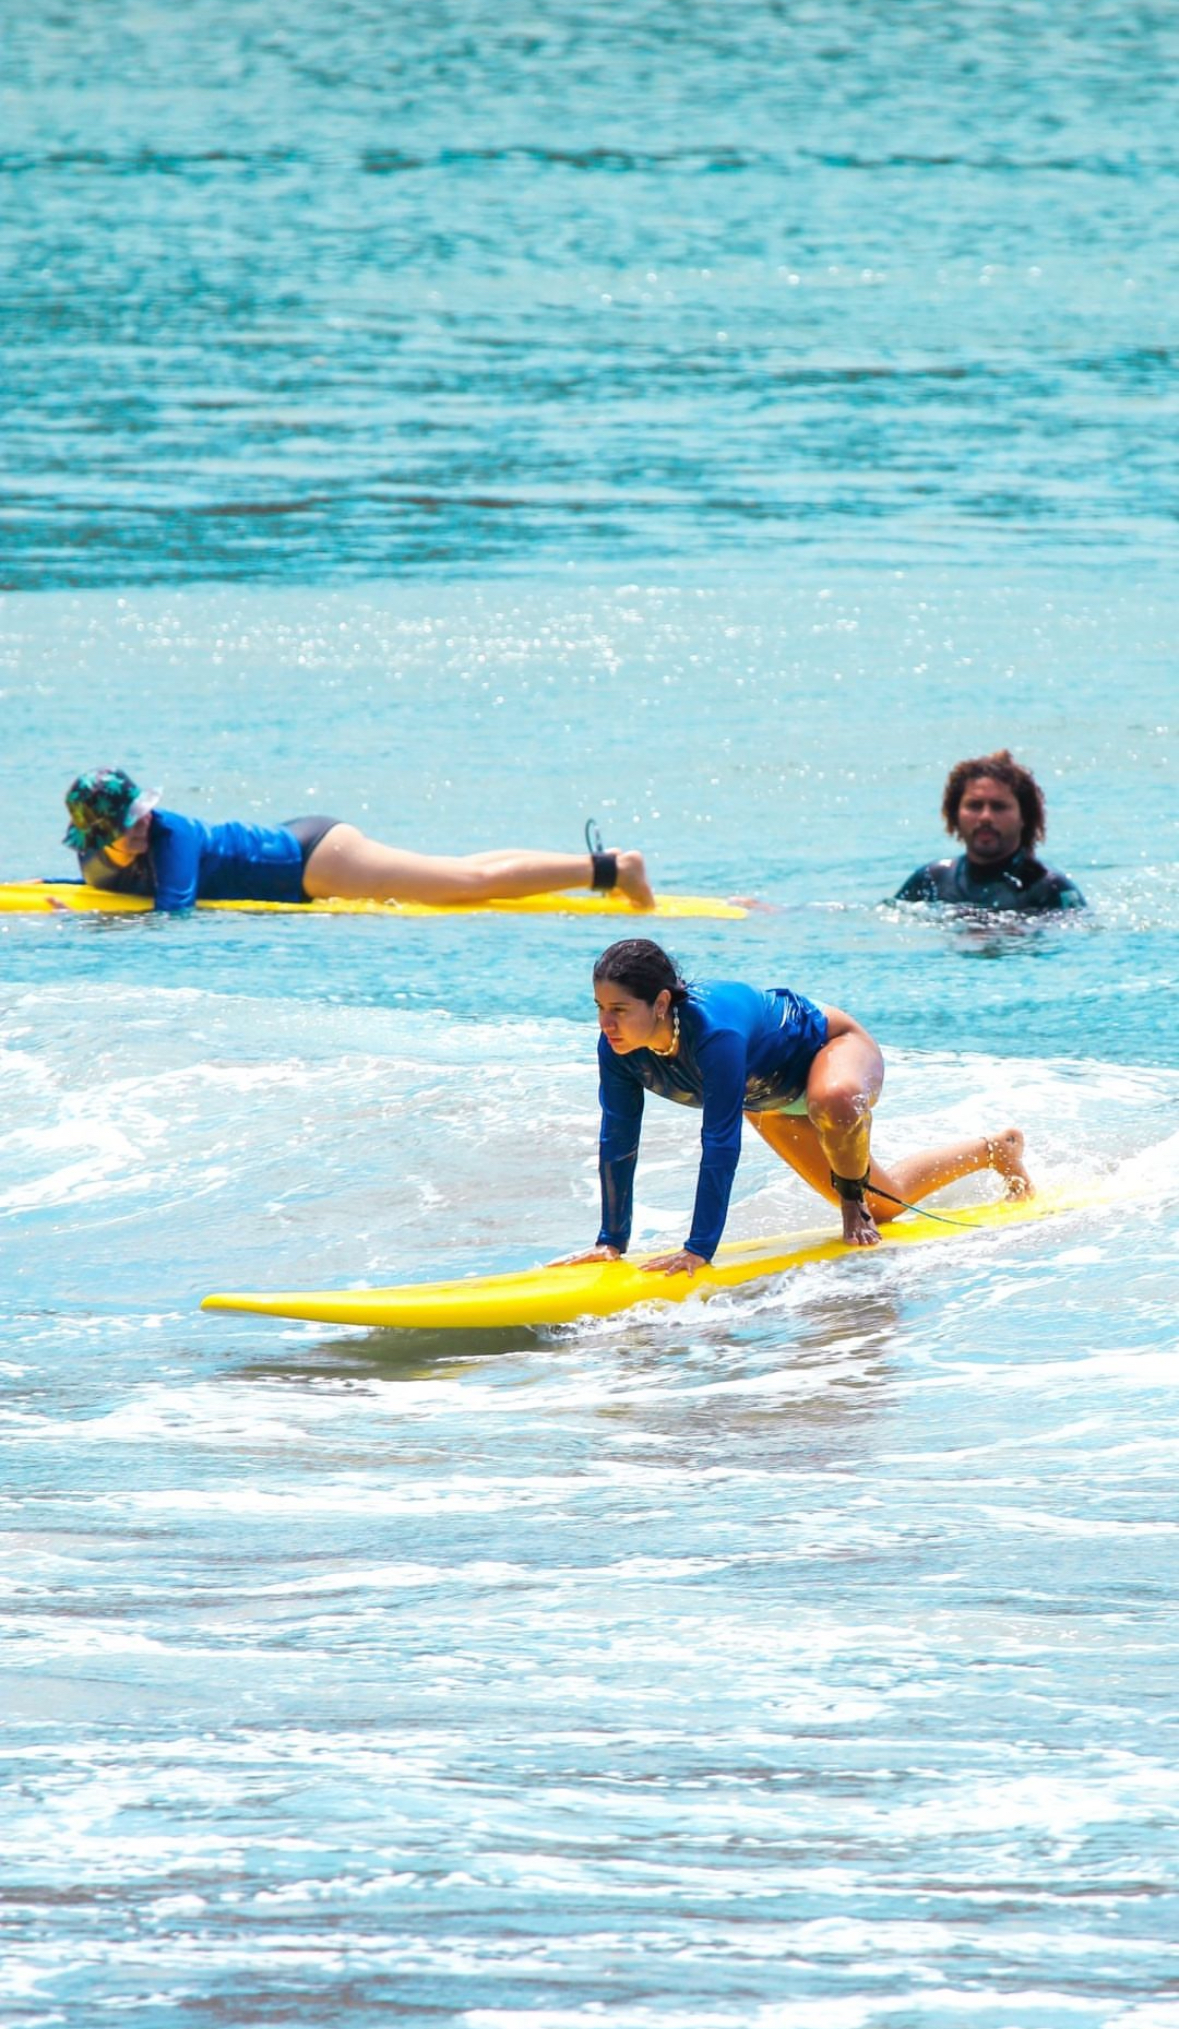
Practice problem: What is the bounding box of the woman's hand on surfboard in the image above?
[640,1248,709,1278]
[548,1243,623,1267]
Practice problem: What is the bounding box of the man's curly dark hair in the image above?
[942,749,1047,852]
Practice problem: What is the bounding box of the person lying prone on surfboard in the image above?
[567,938,1033,1277]
[61,769,656,912]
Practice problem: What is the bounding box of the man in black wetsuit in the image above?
[895,749,1086,913]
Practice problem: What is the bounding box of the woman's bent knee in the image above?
[808,1087,875,1137]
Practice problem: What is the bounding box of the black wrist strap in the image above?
[591,851,618,891]
[830,1167,872,1203]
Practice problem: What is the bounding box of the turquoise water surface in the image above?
[3,5,1179,2026]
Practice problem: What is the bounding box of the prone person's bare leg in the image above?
[303,826,655,907]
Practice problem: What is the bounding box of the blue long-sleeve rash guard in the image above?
[81,810,306,910]
[596,980,829,1262]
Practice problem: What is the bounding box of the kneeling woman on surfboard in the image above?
[62,769,656,912]
[579,939,1032,1274]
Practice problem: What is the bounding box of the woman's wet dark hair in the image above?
[592,938,688,1006]
[941,748,1047,852]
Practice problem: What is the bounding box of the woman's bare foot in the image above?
[841,1197,881,1247]
[613,849,656,910]
[986,1127,1034,1199]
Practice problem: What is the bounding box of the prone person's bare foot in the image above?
[613,849,656,910]
[841,1198,881,1247]
[987,1127,1034,1199]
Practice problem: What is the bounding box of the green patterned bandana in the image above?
[63,769,158,851]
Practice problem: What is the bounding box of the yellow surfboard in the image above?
[0,881,745,922]
[201,1186,1111,1332]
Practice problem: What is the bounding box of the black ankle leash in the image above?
[829,1168,983,1232]
[585,817,618,892]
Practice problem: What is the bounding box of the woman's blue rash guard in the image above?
[81,810,307,910]
[596,980,829,1263]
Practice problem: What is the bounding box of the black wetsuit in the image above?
[895,849,1085,913]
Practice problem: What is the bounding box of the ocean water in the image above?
[3,6,1179,2028]
[5,0,1179,586]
